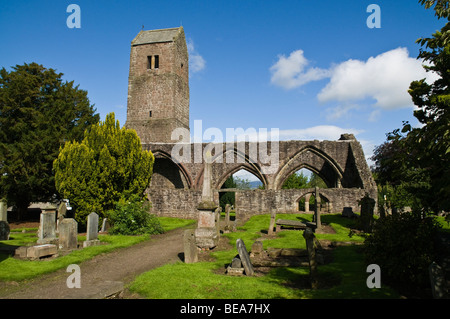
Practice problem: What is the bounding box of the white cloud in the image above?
[270,48,439,120]
[270,50,330,89]
[277,125,362,141]
[317,47,438,110]
[187,39,206,74]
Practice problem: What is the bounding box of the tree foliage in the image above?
[364,213,442,297]
[373,0,450,213]
[0,62,99,218]
[53,113,154,225]
[107,195,163,236]
[282,170,327,189]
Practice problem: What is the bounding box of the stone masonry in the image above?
[125,27,377,220]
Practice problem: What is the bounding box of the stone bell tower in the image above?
[125,27,189,143]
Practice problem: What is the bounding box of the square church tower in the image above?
[125,27,189,143]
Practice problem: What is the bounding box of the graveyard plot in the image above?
[128,213,399,299]
[0,216,196,283]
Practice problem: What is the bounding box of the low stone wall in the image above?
[147,187,377,220]
[148,189,202,219]
[234,188,372,219]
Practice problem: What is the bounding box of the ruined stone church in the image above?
[125,26,377,219]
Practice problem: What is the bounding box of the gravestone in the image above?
[83,212,100,247]
[303,227,318,289]
[225,204,231,226]
[236,238,254,276]
[37,210,57,244]
[429,262,447,299]
[59,218,78,250]
[359,194,375,232]
[268,211,276,235]
[314,187,322,229]
[215,207,221,237]
[251,240,263,257]
[183,229,198,263]
[342,207,355,218]
[0,200,7,222]
[226,255,244,276]
[101,218,110,232]
[0,221,10,240]
[231,256,242,268]
[56,201,67,233]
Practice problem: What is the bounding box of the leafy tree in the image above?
[219,175,236,209]
[282,171,309,189]
[0,62,99,219]
[53,112,154,225]
[234,176,252,190]
[364,213,442,297]
[374,0,450,213]
[282,170,327,189]
[307,173,327,188]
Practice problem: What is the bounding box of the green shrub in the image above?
[107,196,164,235]
[363,213,441,295]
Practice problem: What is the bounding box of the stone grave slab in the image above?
[236,238,254,276]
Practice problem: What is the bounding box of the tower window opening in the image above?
[154,55,159,69]
[147,56,152,69]
[149,111,152,117]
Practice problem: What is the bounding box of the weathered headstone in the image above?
[231,256,242,268]
[359,194,375,232]
[26,244,58,260]
[225,204,231,226]
[0,200,7,222]
[37,210,57,244]
[227,255,244,276]
[303,227,318,289]
[251,240,263,254]
[0,221,10,240]
[59,218,78,250]
[251,240,263,258]
[83,212,100,247]
[429,262,447,299]
[342,207,355,218]
[268,211,276,235]
[236,238,254,276]
[183,229,198,263]
[101,218,110,232]
[215,206,221,238]
[314,187,322,229]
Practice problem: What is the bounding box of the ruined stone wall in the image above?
[148,189,201,219]
[234,188,370,219]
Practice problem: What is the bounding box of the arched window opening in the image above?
[218,169,263,211]
[150,157,188,189]
[282,168,327,190]
[297,192,331,213]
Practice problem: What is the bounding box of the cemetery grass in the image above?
[0,217,196,282]
[128,213,400,299]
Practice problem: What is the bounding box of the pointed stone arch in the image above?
[274,146,344,190]
[150,149,193,189]
[214,147,268,190]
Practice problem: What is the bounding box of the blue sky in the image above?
[0,0,445,179]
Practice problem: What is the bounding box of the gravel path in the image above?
[1,227,186,299]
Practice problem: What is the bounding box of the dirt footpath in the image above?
[1,227,186,299]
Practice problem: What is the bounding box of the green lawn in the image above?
[129,213,400,299]
[0,216,196,282]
